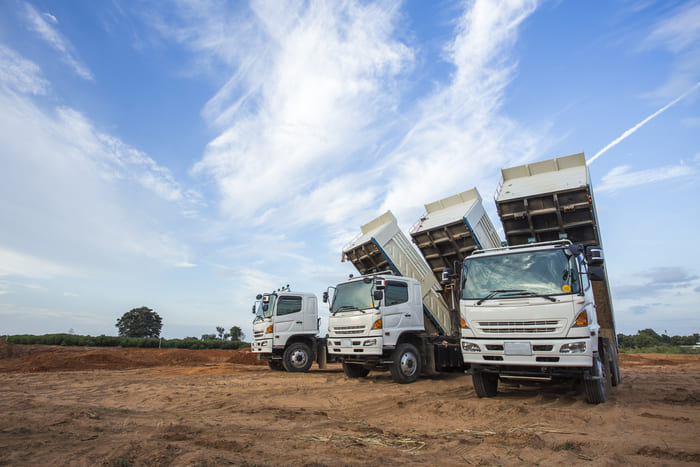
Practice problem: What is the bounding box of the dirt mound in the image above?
[0,344,265,373]
[619,353,700,367]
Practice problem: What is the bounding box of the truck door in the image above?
[273,295,304,346]
[381,281,418,343]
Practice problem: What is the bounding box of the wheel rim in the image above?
[290,349,309,368]
[399,351,417,377]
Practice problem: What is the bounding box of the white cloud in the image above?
[23,2,94,81]
[597,163,696,193]
[0,45,49,95]
[379,0,541,221]
[644,1,700,54]
[640,1,700,100]
[153,1,413,223]
[0,63,197,272]
[0,247,75,279]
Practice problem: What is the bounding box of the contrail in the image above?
[588,81,700,165]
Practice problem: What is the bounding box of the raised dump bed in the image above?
[409,188,501,284]
[342,211,452,336]
[496,153,600,246]
[495,152,616,340]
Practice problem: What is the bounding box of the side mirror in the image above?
[256,294,262,300]
[373,290,383,301]
[441,268,452,284]
[587,247,604,266]
[322,291,329,303]
[263,304,269,312]
[589,266,605,282]
[251,305,256,314]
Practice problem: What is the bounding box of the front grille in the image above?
[332,325,365,335]
[253,331,264,338]
[478,320,563,334]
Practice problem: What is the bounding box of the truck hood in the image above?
[328,310,378,337]
[252,319,271,337]
[462,296,579,339]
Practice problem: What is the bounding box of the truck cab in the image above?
[460,240,620,403]
[251,289,322,372]
[326,274,462,383]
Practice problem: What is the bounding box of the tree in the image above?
[229,326,244,341]
[116,307,162,338]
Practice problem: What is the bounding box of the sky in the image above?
[0,0,698,340]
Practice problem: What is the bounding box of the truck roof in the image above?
[497,153,589,202]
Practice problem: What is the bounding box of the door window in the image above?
[384,281,408,306]
[276,296,302,316]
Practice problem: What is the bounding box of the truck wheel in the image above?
[268,360,285,371]
[606,340,621,387]
[472,370,498,397]
[583,353,608,404]
[389,343,421,384]
[342,363,369,378]
[283,343,313,373]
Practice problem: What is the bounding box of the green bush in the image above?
[6,334,249,350]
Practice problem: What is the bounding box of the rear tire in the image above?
[342,362,369,378]
[472,371,498,397]
[283,343,313,373]
[268,360,285,371]
[389,343,421,384]
[606,340,621,386]
[583,353,608,404]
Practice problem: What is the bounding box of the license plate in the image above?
[341,339,352,348]
[504,342,532,356]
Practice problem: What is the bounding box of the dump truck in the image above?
[460,153,620,403]
[250,287,332,372]
[327,200,499,383]
[409,188,502,333]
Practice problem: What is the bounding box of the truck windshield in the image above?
[462,248,580,300]
[253,294,275,320]
[331,280,375,313]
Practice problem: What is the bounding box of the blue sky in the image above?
[0,0,698,339]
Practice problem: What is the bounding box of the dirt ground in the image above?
[1,341,699,466]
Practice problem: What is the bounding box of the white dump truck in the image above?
[328,195,500,383]
[460,153,620,403]
[250,287,331,372]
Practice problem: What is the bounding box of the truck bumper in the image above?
[460,338,593,368]
[251,338,273,354]
[326,336,383,356]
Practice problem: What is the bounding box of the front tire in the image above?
[389,343,421,384]
[583,353,608,404]
[342,362,370,378]
[472,371,498,397]
[283,343,313,373]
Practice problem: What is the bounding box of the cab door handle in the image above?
[296,321,303,324]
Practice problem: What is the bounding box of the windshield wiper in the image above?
[476,289,526,305]
[332,305,365,315]
[506,291,557,302]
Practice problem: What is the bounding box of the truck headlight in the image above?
[560,342,586,353]
[462,341,481,352]
[363,339,376,347]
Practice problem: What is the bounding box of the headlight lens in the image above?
[560,342,586,354]
[363,339,376,347]
[462,341,481,352]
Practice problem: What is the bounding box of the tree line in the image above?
[618,328,698,349]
